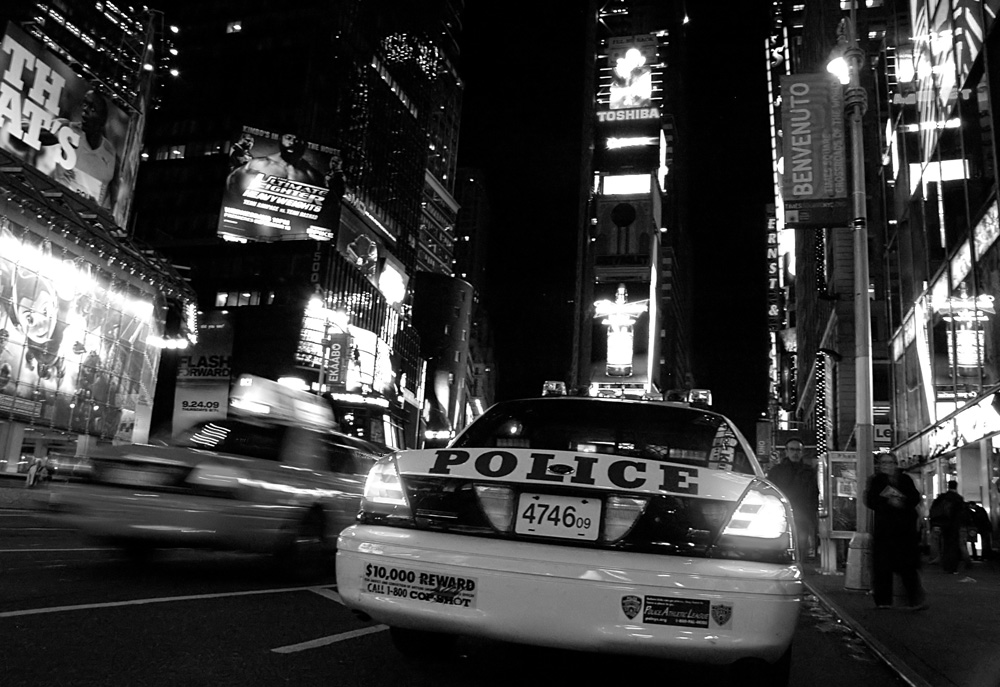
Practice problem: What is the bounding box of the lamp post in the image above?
[829,10,874,591]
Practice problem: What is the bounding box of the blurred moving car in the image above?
[42,375,385,577]
[336,397,802,684]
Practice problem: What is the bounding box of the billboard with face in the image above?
[219,125,342,242]
[0,217,161,439]
[0,23,132,224]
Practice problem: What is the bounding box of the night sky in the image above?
[456,4,773,436]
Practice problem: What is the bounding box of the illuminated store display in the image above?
[0,217,161,439]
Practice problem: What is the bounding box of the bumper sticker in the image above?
[642,596,710,628]
[362,563,477,608]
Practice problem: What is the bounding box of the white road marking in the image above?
[309,587,345,605]
[271,625,388,653]
[0,547,113,553]
[0,585,337,619]
[267,587,385,653]
[0,527,77,531]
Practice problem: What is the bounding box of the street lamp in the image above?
[828,10,874,591]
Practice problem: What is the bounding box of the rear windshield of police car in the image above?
[453,399,755,475]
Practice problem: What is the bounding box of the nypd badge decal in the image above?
[621,595,642,620]
[711,602,733,628]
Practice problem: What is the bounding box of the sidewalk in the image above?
[804,555,1000,687]
[0,474,46,510]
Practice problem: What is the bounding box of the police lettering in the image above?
[428,449,699,495]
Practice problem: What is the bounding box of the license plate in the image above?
[100,467,169,487]
[515,493,600,540]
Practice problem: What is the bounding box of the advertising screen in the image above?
[608,34,657,110]
[0,23,133,225]
[0,217,161,439]
[218,125,341,242]
[172,310,232,433]
[589,281,650,385]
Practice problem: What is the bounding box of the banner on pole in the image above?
[780,73,849,229]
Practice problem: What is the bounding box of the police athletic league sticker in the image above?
[362,563,477,608]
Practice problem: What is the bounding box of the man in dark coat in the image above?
[864,453,926,609]
[931,480,967,573]
[767,438,819,559]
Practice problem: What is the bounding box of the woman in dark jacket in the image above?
[864,453,926,610]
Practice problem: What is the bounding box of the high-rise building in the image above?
[571,0,694,400]
[130,0,466,448]
[0,2,195,474]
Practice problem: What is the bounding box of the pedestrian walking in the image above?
[930,480,967,574]
[864,452,927,610]
[767,437,819,560]
[967,501,993,560]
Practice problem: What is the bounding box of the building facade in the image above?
[767,0,1000,556]
[130,0,472,449]
[0,4,195,476]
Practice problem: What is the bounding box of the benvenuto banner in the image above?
[780,73,849,229]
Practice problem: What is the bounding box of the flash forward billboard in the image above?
[219,125,341,242]
[172,310,232,433]
[779,73,849,229]
[0,216,161,439]
[0,23,134,226]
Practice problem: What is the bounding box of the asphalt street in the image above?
[1,508,907,687]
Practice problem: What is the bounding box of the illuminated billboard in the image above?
[608,34,657,110]
[218,125,341,242]
[0,23,134,225]
[172,311,232,433]
[0,217,161,439]
[338,202,409,303]
[590,281,650,387]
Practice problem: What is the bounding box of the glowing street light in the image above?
[828,9,875,592]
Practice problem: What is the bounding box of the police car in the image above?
[43,375,385,578]
[336,396,802,683]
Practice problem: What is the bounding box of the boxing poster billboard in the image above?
[0,216,162,439]
[0,22,133,226]
[219,125,342,242]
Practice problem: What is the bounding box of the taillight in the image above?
[361,457,412,518]
[715,481,794,563]
[474,484,515,532]
[602,495,648,542]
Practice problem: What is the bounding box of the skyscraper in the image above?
[572,0,694,400]
[131,0,466,447]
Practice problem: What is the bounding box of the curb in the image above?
[803,578,932,687]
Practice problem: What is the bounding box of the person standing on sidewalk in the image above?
[767,437,819,559]
[931,480,967,574]
[864,452,927,610]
